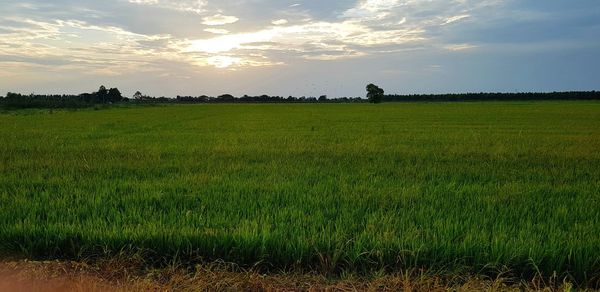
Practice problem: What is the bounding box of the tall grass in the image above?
[1,102,599,283]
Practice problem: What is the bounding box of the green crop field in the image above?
[1,102,599,282]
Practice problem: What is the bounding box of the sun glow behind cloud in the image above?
[5,0,598,97]
[1,0,512,73]
[176,0,502,69]
[206,56,240,68]
[0,0,506,72]
[184,20,426,68]
[187,30,275,54]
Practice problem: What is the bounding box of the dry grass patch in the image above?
[0,260,588,291]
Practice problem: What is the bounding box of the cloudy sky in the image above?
[1,0,599,97]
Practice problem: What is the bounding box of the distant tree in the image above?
[5,92,19,100]
[366,84,384,104]
[218,94,235,102]
[133,91,143,100]
[97,85,108,103]
[318,95,327,101]
[107,88,122,102]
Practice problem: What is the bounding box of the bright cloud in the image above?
[0,0,507,72]
[127,0,207,14]
[204,28,229,34]
[445,43,478,51]
[186,21,424,59]
[272,19,288,25]
[443,14,471,25]
[343,0,401,20]
[206,56,240,68]
[0,0,506,71]
[202,14,239,26]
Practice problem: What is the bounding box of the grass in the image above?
[0,102,599,285]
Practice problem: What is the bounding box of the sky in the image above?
[1,0,599,98]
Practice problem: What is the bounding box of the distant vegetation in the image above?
[382,91,600,102]
[2,85,599,109]
[128,89,600,104]
[1,86,126,109]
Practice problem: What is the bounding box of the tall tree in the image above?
[107,88,122,102]
[366,84,384,104]
[133,91,143,100]
[97,85,108,103]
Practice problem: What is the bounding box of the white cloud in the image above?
[0,17,176,73]
[205,56,240,68]
[202,14,239,26]
[0,0,506,71]
[272,19,288,25]
[187,30,275,54]
[303,51,366,61]
[3,0,595,97]
[204,28,229,34]
[343,0,401,20]
[128,0,158,3]
[442,14,470,25]
[186,21,425,58]
[127,0,207,14]
[445,43,478,51]
[199,55,280,69]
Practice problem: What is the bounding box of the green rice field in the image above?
[1,102,599,282]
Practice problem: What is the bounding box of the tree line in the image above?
[128,86,600,104]
[382,91,600,102]
[2,84,599,109]
[170,94,365,103]
[1,86,124,109]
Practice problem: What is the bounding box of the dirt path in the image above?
[0,260,581,291]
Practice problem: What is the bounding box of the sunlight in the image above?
[187,30,276,54]
[206,55,241,68]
